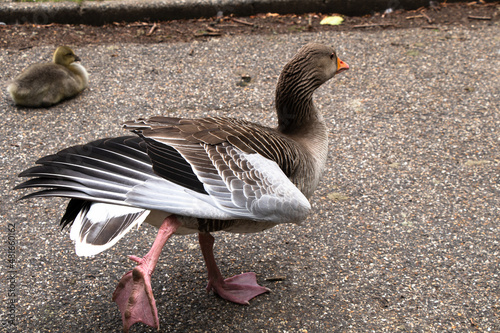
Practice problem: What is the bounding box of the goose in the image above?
[15,43,349,332]
[7,46,89,107]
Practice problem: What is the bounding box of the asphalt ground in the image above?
[1,24,499,332]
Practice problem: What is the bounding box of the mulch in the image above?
[0,2,498,49]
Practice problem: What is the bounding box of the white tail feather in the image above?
[70,203,150,256]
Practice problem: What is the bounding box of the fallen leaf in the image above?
[320,16,344,26]
[327,192,350,201]
[464,160,490,166]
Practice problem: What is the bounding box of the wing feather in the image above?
[123,116,312,223]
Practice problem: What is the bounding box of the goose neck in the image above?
[275,64,324,134]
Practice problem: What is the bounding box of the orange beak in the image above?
[336,57,349,74]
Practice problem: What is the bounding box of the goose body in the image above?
[15,43,349,332]
[7,46,89,107]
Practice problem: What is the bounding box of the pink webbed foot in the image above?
[207,271,270,305]
[112,256,158,331]
[199,233,269,305]
[112,216,181,332]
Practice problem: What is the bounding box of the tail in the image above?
[7,82,19,103]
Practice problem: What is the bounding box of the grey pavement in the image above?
[1,18,499,333]
[1,0,465,25]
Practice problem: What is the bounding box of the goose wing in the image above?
[123,116,310,223]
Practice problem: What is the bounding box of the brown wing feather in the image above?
[123,116,301,178]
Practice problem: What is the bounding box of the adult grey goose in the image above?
[8,46,89,107]
[15,43,349,332]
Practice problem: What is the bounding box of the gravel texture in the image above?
[1,24,499,332]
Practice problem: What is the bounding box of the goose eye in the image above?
[330,53,335,60]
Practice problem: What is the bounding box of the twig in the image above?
[353,23,395,28]
[265,276,286,281]
[146,23,157,36]
[231,18,254,27]
[468,15,492,20]
[406,15,424,20]
[407,13,433,24]
[128,22,150,27]
[205,26,220,33]
[194,32,222,37]
[421,12,434,24]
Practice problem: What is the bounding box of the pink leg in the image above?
[199,233,269,305]
[112,216,181,333]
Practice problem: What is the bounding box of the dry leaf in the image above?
[464,160,490,166]
[327,192,349,201]
[320,16,344,26]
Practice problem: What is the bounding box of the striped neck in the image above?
[275,57,323,134]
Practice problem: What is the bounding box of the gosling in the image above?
[8,46,89,107]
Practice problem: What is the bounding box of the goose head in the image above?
[290,43,349,85]
[276,43,349,133]
[53,46,81,67]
